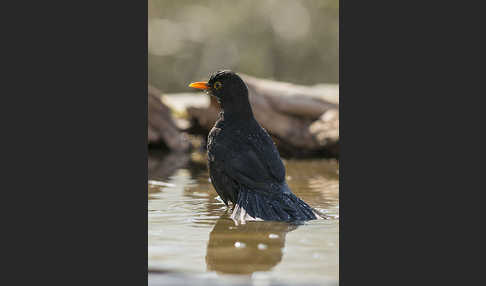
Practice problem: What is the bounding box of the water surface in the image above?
[148,151,339,285]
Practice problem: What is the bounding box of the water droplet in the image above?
[268,234,279,239]
[258,243,268,250]
[234,241,246,248]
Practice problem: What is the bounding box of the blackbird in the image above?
[189,70,320,223]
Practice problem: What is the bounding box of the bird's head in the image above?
[189,70,248,103]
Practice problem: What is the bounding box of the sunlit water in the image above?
[148,151,339,286]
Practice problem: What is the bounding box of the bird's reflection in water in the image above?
[206,217,299,275]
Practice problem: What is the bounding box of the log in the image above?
[148,84,190,152]
[309,109,339,156]
[148,151,191,180]
[185,74,339,157]
[241,74,338,119]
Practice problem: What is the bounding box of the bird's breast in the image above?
[207,127,228,162]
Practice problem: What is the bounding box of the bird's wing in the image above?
[223,125,286,188]
[224,144,285,193]
[226,149,271,188]
[211,125,286,201]
[209,162,238,206]
[255,130,286,183]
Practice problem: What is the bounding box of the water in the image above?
[148,151,339,285]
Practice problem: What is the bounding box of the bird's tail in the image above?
[230,185,322,224]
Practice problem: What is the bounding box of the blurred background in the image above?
[148,0,338,93]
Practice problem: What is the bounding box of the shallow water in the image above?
[148,151,339,285]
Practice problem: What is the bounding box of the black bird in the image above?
[189,70,320,223]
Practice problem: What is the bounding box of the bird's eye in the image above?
[213,81,222,90]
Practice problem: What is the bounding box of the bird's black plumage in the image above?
[191,70,319,223]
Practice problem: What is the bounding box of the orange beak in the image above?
[188,81,209,90]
